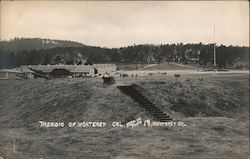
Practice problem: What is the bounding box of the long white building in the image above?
[20,64,117,77]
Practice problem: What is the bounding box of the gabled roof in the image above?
[21,64,94,73]
[15,68,35,73]
[0,69,22,73]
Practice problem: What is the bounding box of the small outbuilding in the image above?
[0,69,23,79]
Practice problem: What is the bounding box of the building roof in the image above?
[93,64,116,69]
[15,68,35,73]
[21,64,94,73]
[0,69,23,73]
[67,65,94,72]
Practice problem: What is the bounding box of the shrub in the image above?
[49,68,72,78]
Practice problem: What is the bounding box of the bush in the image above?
[49,68,72,78]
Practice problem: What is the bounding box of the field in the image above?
[116,63,149,70]
[0,71,249,159]
[139,62,196,70]
[116,62,197,71]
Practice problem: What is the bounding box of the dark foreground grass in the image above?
[0,74,249,159]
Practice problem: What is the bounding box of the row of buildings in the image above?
[0,64,117,79]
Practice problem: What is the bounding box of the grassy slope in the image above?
[138,74,249,119]
[140,63,194,70]
[0,74,249,159]
[0,78,148,128]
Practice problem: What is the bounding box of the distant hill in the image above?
[0,38,248,69]
[0,37,85,53]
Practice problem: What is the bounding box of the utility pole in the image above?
[213,24,216,68]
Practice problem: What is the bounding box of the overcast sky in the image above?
[0,1,249,48]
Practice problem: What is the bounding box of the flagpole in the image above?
[213,24,216,68]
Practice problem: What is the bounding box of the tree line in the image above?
[0,38,248,69]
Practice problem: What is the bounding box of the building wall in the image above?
[8,72,23,79]
[0,70,34,80]
[24,73,34,79]
[0,72,7,79]
[8,72,15,79]
[93,64,117,75]
[72,68,95,77]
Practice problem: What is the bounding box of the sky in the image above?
[0,1,249,48]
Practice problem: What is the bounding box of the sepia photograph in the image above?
[0,0,249,158]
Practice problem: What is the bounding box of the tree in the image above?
[84,59,93,65]
[49,68,72,77]
[54,55,63,64]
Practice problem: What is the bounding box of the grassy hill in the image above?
[0,78,148,128]
[0,73,249,158]
[0,38,85,53]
